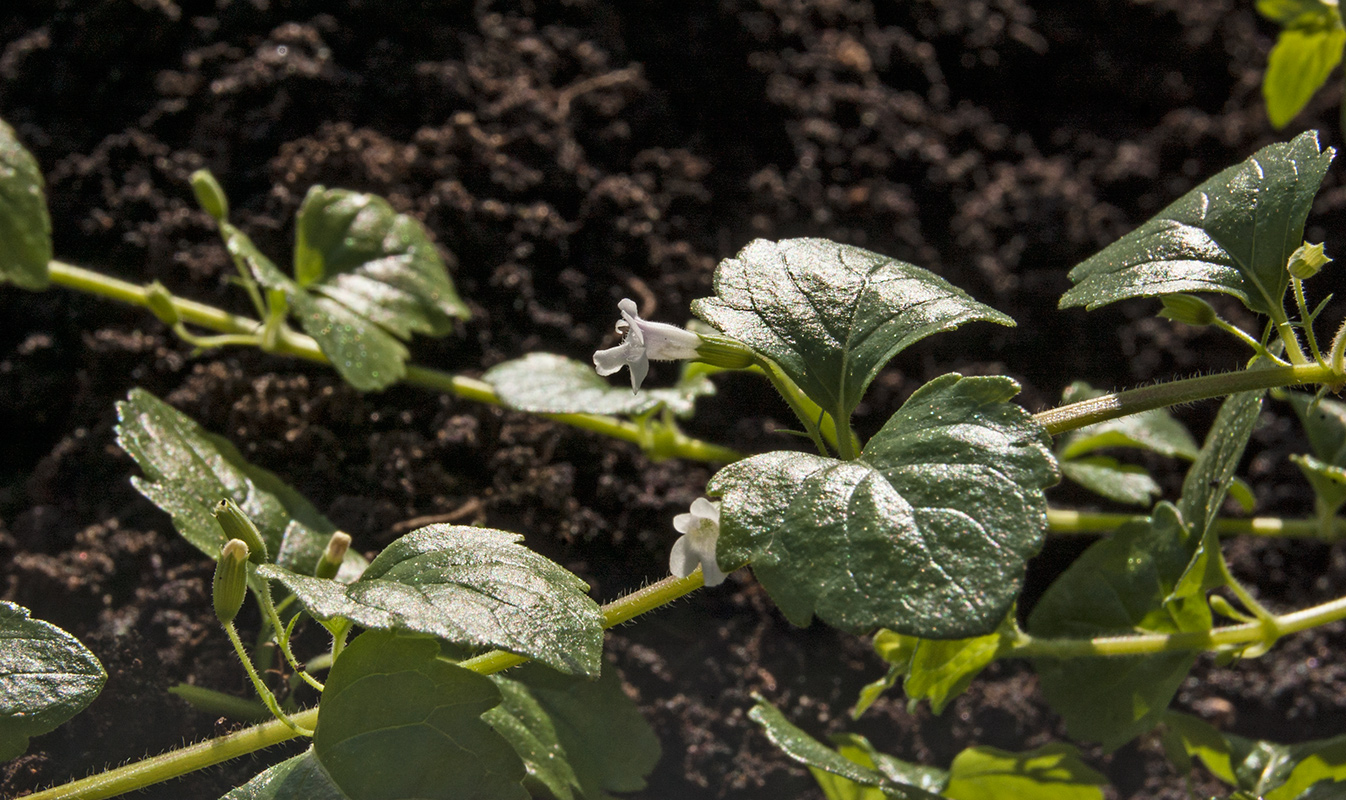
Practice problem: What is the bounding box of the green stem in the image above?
[1045,507,1346,541]
[255,588,324,692]
[1034,362,1337,436]
[751,356,830,456]
[1010,591,1346,659]
[223,621,311,736]
[23,573,706,800]
[1212,317,1289,365]
[45,261,741,464]
[1293,277,1325,364]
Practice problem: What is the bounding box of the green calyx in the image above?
[190,169,229,222]
[1288,241,1331,280]
[1158,294,1216,327]
[214,498,269,565]
[313,531,352,580]
[213,539,250,624]
[694,334,757,370]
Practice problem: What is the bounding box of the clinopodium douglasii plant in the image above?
[9,56,1346,800]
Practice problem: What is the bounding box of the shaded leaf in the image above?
[485,675,581,800]
[259,525,604,677]
[1284,391,1346,463]
[1057,382,1199,461]
[1163,712,1346,799]
[813,734,948,800]
[484,353,715,417]
[1028,504,1212,751]
[0,118,50,289]
[1060,457,1162,506]
[220,749,346,800]
[853,630,918,719]
[115,388,366,579]
[712,374,1057,638]
[903,625,1007,715]
[487,663,660,800]
[943,744,1107,800]
[1060,132,1333,319]
[314,630,527,800]
[692,238,1013,421]
[749,699,944,800]
[0,602,106,760]
[1291,454,1346,537]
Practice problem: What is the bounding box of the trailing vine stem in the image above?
[46,260,741,464]
[22,573,708,800]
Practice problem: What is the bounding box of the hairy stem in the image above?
[23,573,706,800]
[46,261,741,464]
[1046,507,1346,541]
[1034,362,1337,436]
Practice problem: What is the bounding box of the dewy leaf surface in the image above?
[115,388,366,579]
[220,749,347,800]
[712,374,1057,638]
[692,238,1013,420]
[0,602,106,761]
[484,353,714,417]
[942,744,1107,800]
[486,663,661,800]
[258,525,604,677]
[0,118,51,289]
[314,630,527,800]
[1060,131,1333,317]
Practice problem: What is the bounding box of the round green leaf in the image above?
[314,630,527,800]
[0,602,106,760]
[692,238,1013,421]
[711,374,1057,638]
[0,118,51,289]
[259,525,604,677]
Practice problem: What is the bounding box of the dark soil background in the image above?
[3,1,1346,798]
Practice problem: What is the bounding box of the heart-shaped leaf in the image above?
[484,353,715,417]
[692,238,1013,422]
[0,118,51,289]
[1060,132,1333,318]
[486,664,661,800]
[0,602,106,761]
[116,388,367,579]
[712,374,1057,638]
[259,525,604,677]
[313,630,527,800]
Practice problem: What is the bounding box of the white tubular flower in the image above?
[670,497,726,586]
[593,298,701,392]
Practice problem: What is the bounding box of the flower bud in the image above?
[190,169,229,222]
[144,281,180,327]
[1288,241,1331,280]
[213,538,250,624]
[313,531,352,580]
[214,498,268,564]
[1157,294,1216,327]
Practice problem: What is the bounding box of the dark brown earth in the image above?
[3,1,1346,798]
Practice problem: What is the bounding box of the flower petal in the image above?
[689,497,719,522]
[593,342,638,376]
[672,512,696,534]
[669,535,698,579]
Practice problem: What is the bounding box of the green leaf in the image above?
[0,118,51,289]
[712,374,1056,638]
[0,602,106,760]
[943,744,1107,800]
[813,734,949,800]
[1284,391,1346,464]
[1163,712,1346,799]
[691,238,1013,421]
[1060,132,1334,319]
[220,749,346,800]
[1056,382,1200,461]
[748,698,944,800]
[903,625,1007,715]
[1059,457,1162,506]
[115,388,367,578]
[258,525,604,677]
[237,186,468,392]
[1259,0,1336,26]
[487,663,660,800]
[1162,712,1240,786]
[853,630,918,718]
[1028,504,1213,750]
[314,630,527,800]
[1291,454,1346,536]
[1263,11,1345,128]
[483,353,715,417]
[1266,741,1346,800]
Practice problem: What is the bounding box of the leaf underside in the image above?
[0,117,51,289]
[484,352,714,417]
